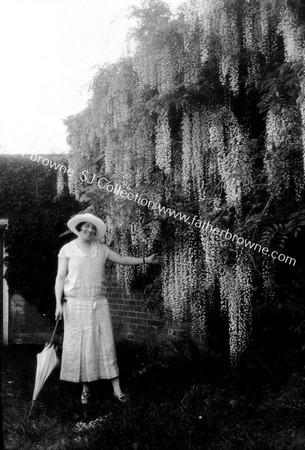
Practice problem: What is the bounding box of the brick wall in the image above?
[107,274,187,346]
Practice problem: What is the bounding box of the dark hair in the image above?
[75,222,86,232]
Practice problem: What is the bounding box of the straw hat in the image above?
[67,213,106,240]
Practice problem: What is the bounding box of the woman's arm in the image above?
[107,249,163,266]
[54,257,68,320]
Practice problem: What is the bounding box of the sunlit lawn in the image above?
[2,342,305,449]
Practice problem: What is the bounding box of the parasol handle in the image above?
[27,400,35,421]
[50,317,60,346]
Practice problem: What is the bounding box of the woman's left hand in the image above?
[148,254,163,265]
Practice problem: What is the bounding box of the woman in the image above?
[55,213,162,405]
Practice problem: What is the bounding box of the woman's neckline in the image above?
[76,240,91,248]
[73,239,97,257]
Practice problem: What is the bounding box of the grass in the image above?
[2,341,305,449]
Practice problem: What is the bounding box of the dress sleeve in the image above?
[58,246,67,258]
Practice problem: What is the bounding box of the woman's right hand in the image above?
[55,304,63,320]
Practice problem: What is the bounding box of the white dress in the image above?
[58,240,119,382]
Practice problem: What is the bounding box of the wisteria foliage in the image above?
[65,0,305,364]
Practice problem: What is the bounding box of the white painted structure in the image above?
[0,219,8,345]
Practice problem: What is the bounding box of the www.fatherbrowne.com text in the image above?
[80,171,296,267]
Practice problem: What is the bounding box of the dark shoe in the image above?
[113,392,128,403]
[81,391,91,405]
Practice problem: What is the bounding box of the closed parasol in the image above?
[28,318,60,419]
